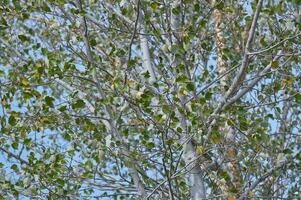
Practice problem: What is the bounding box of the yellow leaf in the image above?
[196,145,204,155]
[271,60,279,69]
[20,77,30,87]
[228,195,236,200]
[179,88,188,96]
[127,79,135,87]
[20,130,26,139]
[1,98,7,106]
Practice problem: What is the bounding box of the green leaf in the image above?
[176,75,188,83]
[176,127,182,133]
[0,18,8,28]
[85,159,93,170]
[211,130,222,144]
[205,91,212,100]
[150,2,160,10]
[18,35,29,42]
[194,4,200,12]
[147,142,155,149]
[8,115,17,126]
[44,96,55,107]
[58,105,67,112]
[72,99,85,109]
[183,35,190,44]
[22,12,30,20]
[11,164,18,171]
[216,2,224,9]
[90,38,97,46]
[172,6,181,15]
[42,3,51,12]
[142,71,150,79]
[186,82,195,91]
[24,139,31,146]
[12,142,19,150]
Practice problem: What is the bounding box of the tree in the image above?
[0,0,301,199]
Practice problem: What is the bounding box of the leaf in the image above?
[0,18,8,28]
[194,4,200,12]
[90,38,97,46]
[186,82,195,91]
[8,115,17,126]
[147,142,155,149]
[211,131,222,144]
[228,195,236,200]
[20,77,30,87]
[12,142,19,150]
[205,91,212,100]
[0,70,4,77]
[216,2,225,9]
[179,88,188,96]
[196,145,204,155]
[271,60,279,69]
[176,127,182,133]
[18,35,29,42]
[11,164,18,171]
[142,71,150,79]
[42,3,51,12]
[176,75,188,83]
[172,6,181,15]
[58,105,67,112]
[150,2,160,10]
[44,96,55,107]
[72,99,85,109]
[183,35,190,44]
[1,98,7,106]
[20,130,26,139]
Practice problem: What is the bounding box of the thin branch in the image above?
[225,51,284,107]
[0,146,29,165]
[248,32,301,55]
[238,151,299,200]
[128,0,140,62]
[211,0,263,118]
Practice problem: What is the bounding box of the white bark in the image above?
[55,78,147,197]
[171,1,206,199]
[212,0,263,116]
[225,50,283,107]
[138,11,156,83]
[183,140,206,200]
[76,6,147,196]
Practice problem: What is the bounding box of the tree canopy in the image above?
[0,0,301,199]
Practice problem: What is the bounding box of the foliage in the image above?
[0,0,301,199]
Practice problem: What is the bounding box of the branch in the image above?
[225,50,283,107]
[212,0,263,117]
[54,78,96,114]
[238,151,299,200]
[248,32,301,55]
[102,1,133,25]
[0,146,29,165]
[128,0,140,62]
[138,9,156,83]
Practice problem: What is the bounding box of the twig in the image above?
[128,0,141,62]
[210,0,264,119]
[238,151,299,200]
[248,32,301,55]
